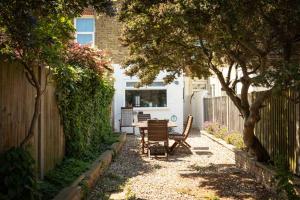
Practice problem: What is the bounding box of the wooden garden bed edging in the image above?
[201,130,300,193]
[53,133,127,200]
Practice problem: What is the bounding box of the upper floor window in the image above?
[75,18,95,46]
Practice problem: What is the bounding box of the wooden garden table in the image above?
[132,121,177,154]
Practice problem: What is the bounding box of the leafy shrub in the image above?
[215,127,229,139]
[0,147,37,200]
[203,121,228,139]
[66,42,111,75]
[54,65,114,157]
[204,121,244,149]
[224,132,244,149]
[38,158,89,200]
[38,43,116,199]
[203,121,221,134]
[274,156,300,200]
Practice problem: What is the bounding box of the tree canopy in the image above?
[0,0,114,147]
[0,0,113,66]
[119,0,300,161]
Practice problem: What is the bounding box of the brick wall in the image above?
[95,14,128,64]
[83,7,95,15]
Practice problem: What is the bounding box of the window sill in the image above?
[133,107,169,111]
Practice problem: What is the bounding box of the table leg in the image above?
[142,132,145,154]
[140,128,145,154]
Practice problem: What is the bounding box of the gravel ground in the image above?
[88,129,277,200]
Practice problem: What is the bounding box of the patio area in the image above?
[88,129,276,200]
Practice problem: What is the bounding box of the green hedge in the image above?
[54,65,115,158]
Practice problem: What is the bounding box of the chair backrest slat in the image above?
[148,120,168,141]
[183,115,193,139]
[121,107,134,126]
[137,113,151,122]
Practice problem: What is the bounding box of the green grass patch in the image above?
[38,158,89,200]
[38,133,119,200]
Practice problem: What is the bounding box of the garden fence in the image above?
[0,61,64,178]
[204,92,300,174]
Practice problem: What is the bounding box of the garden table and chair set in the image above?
[119,107,193,158]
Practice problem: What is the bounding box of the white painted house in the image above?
[74,12,208,134]
[113,64,184,133]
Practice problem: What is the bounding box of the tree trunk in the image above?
[20,64,43,148]
[20,88,41,148]
[243,114,270,162]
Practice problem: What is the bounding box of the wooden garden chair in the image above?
[119,107,135,134]
[137,113,151,122]
[169,115,193,153]
[147,120,169,158]
[137,113,151,153]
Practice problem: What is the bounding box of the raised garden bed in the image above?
[201,130,300,196]
[39,133,126,200]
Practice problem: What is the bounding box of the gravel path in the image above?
[88,129,276,200]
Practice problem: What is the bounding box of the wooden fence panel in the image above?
[212,96,227,126]
[227,98,244,133]
[0,61,65,177]
[42,81,65,173]
[204,98,213,122]
[0,62,37,157]
[204,92,300,174]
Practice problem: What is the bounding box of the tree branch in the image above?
[226,62,234,86]
[199,40,245,116]
[250,89,273,111]
[41,66,51,95]
[20,61,42,148]
[237,39,266,58]
[247,65,261,75]
[24,70,36,87]
[230,77,241,91]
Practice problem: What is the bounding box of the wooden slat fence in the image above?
[204,92,300,174]
[0,60,64,178]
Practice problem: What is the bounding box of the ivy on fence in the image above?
[54,64,114,158]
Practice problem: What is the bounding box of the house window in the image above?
[125,90,167,107]
[126,81,165,87]
[75,18,95,46]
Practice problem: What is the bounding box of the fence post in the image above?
[212,97,214,122]
[38,66,45,179]
[226,96,229,128]
[296,100,300,174]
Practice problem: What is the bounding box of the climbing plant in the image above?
[53,43,114,158]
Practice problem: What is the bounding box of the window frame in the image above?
[74,16,95,47]
[125,89,168,108]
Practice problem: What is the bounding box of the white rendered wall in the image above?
[183,77,192,121]
[183,77,208,129]
[113,64,184,134]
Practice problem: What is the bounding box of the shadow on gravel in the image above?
[88,135,155,200]
[193,147,210,150]
[179,163,276,200]
[194,151,213,156]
